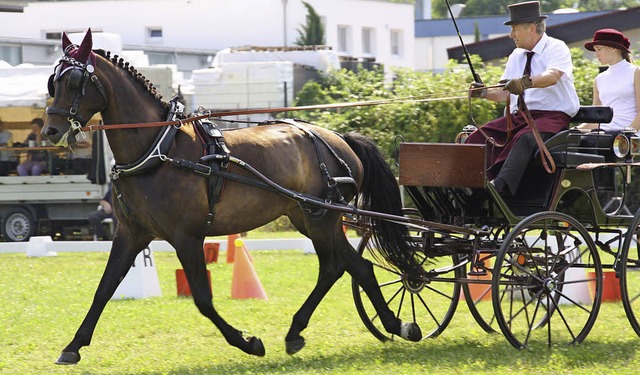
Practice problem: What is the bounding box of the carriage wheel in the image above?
[352,227,462,341]
[620,209,640,336]
[492,211,602,349]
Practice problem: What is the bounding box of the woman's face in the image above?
[593,45,622,65]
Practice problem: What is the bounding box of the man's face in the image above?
[509,23,537,50]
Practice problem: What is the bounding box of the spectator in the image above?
[17,118,47,176]
[89,183,116,241]
[0,119,16,176]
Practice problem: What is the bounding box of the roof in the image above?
[445,6,640,63]
[415,9,612,38]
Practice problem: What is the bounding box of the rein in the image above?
[80,87,502,132]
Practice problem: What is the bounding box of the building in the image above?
[415,5,640,73]
[0,0,415,76]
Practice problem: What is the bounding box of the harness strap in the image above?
[519,101,556,174]
[279,119,357,205]
[110,98,183,180]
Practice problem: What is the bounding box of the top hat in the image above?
[504,1,548,25]
[584,28,630,53]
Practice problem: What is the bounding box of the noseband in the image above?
[46,52,108,139]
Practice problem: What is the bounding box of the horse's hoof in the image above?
[55,351,81,365]
[248,336,266,357]
[400,322,422,342]
[285,337,305,355]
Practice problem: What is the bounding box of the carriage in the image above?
[349,105,640,349]
[45,29,640,364]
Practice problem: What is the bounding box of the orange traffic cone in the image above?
[226,233,240,263]
[231,239,267,300]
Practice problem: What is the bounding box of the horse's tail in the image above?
[343,132,423,278]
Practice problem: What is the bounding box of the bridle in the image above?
[46,47,108,142]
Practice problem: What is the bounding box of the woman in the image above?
[16,118,47,176]
[578,28,640,132]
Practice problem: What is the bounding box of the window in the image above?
[390,29,403,56]
[337,25,352,53]
[0,45,21,65]
[362,27,375,55]
[147,52,174,65]
[147,27,163,42]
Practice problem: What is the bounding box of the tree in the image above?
[430,0,637,18]
[295,1,325,46]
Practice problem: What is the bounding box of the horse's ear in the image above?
[75,28,93,63]
[62,32,73,51]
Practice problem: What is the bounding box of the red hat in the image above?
[584,28,630,53]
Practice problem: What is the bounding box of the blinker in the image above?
[67,69,84,92]
[47,74,55,97]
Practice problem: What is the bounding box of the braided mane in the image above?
[94,49,170,111]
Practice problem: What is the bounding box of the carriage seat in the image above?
[533,106,613,168]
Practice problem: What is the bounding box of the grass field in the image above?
[1,248,640,374]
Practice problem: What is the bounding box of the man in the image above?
[0,119,16,176]
[466,1,580,197]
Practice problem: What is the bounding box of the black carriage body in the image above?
[351,105,640,348]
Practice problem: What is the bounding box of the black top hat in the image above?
[504,1,548,25]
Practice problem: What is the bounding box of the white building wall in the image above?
[0,0,414,71]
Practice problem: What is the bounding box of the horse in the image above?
[44,29,424,365]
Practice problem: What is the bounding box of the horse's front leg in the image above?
[173,237,265,357]
[55,230,153,365]
[284,242,344,355]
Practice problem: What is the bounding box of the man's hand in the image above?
[502,75,533,95]
[469,82,487,99]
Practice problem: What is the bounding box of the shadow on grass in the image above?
[127,336,639,375]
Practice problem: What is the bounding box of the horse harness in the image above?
[107,98,357,227]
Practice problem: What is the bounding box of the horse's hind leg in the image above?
[341,238,422,342]
[284,213,421,356]
[173,237,265,357]
[56,231,154,365]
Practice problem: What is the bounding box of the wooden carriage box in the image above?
[398,143,486,188]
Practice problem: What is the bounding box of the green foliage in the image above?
[295,1,326,46]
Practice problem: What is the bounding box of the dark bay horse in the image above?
[44,29,423,365]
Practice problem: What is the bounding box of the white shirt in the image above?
[502,33,580,117]
[595,60,638,131]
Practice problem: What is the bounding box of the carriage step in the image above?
[468,269,488,276]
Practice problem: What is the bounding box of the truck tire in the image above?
[2,208,35,242]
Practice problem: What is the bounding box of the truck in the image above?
[0,130,111,242]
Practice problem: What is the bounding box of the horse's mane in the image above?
[94,49,170,111]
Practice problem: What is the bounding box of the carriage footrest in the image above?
[551,151,604,168]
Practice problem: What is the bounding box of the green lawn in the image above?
[1,250,639,374]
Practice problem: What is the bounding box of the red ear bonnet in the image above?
[60,28,97,68]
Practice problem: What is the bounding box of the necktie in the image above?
[523,51,534,76]
[518,51,534,109]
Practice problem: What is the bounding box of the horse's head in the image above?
[44,29,108,147]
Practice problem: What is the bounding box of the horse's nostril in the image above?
[45,127,59,136]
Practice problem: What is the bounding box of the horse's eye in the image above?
[47,74,55,98]
[67,69,84,92]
